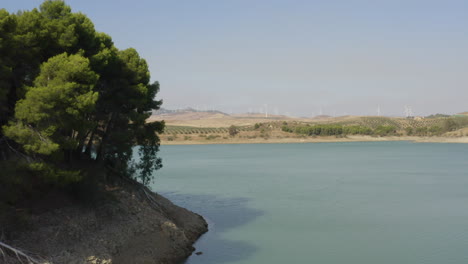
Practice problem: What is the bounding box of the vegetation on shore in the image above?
[0,0,164,235]
[159,115,468,143]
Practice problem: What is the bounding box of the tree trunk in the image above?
[84,128,96,159]
[96,113,114,162]
[75,129,92,159]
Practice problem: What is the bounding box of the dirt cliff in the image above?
[1,183,208,264]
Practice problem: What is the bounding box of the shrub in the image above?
[282,125,293,132]
[229,125,239,136]
[374,125,397,136]
[206,135,220,140]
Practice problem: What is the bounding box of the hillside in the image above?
[147,111,468,145]
[148,109,309,127]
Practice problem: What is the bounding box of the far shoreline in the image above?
[161,135,468,145]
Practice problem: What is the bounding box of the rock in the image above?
[6,183,208,264]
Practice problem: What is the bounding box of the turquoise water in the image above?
[149,142,468,264]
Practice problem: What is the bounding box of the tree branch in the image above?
[0,241,49,264]
[0,136,34,162]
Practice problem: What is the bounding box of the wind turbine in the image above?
[404,105,413,118]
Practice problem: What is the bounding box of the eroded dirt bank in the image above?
[2,184,208,264]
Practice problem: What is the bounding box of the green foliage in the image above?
[409,125,444,136]
[206,135,220,140]
[254,123,260,129]
[229,125,239,136]
[357,117,399,129]
[405,127,413,136]
[1,0,102,129]
[28,162,82,184]
[443,118,458,132]
[415,127,428,136]
[342,125,372,135]
[254,117,468,139]
[294,124,344,136]
[282,125,293,132]
[0,9,16,119]
[426,113,450,118]
[1,1,164,189]
[286,124,373,136]
[136,145,162,186]
[163,125,239,134]
[4,122,60,155]
[428,126,443,136]
[5,53,98,157]
[373,125,397,136]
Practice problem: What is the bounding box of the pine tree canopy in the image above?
[0,0,164,186]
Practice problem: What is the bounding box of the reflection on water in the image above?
[162,193,263,264]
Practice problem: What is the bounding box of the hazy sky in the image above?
[4,0,468,116]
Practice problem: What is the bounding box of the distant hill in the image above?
[311,115,332,120]
[148,108,230,123]
[152,107,228,116]
[231,113,293,120]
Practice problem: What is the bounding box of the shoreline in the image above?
[161,135,468,145]
[2,183,208,264]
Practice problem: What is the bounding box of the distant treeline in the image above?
[282,117,466,137]
[282,124,394,136]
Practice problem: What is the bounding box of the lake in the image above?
[149,142,468,264]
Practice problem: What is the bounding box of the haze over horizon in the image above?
[5,0,468,117]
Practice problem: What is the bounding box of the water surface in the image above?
[149,142,468,264]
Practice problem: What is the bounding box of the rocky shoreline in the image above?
[2,184,208,264]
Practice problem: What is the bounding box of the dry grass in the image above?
[149,111,468,145]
